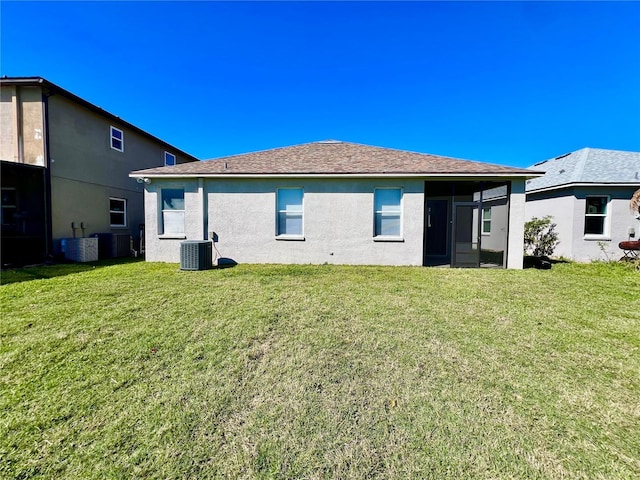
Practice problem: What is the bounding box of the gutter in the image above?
[526,182,640,195]
[130,172,543,180]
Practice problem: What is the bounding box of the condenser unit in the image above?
[61,237,99,262]
[90,233,131,259]
[112,233,131,258]
[180,240,212,271]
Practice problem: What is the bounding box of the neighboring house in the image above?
[525,148,640,262]
[130,141,542,269]
[1,77,198,266]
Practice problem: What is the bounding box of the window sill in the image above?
[158,234,186,240]
[584,235,611,241]
[276,235,305,241]
[373,236,404,242]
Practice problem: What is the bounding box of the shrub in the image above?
[524,216,559,257]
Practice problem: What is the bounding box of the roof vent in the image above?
[555,152,571,160]
[559,169,565,174]
[318,140,342,144]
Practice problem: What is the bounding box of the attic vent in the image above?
[559,169,566,174]
[555,152,571,160]
[318,140,342,144]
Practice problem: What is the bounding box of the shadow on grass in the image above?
[0,257,144,286]
[523,255,572,270]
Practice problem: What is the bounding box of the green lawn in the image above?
[1,260,639,479]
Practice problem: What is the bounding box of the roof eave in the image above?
[130,171,541,179]
[526,181,640,194]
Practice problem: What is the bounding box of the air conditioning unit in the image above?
[180,240,212,271]
[112,233,131,258]
[61,237,99,262]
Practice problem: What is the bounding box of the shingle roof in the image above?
[131,141,539,177]
[526,148,640,192]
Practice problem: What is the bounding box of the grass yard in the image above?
[1,260,639,479]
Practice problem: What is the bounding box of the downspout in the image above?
[199,177,208,241]
[42,88,53,257]
[16,87,24,163]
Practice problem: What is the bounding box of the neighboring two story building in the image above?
[1,77,198,266]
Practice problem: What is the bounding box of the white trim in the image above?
[164,151,176,166]
[373,187,403,239]
[583,195,610,238]
[131,173,539,180]
[481,207,491,235]
[109,197,127,227]
[160,188,185,236]
[276,187,304,237]
[527,182,640,195]
[275,235,305,241]
[110,126,124,152]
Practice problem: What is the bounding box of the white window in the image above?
[109,197,127,227]
[584,196,609,237]
[110,126,124,152]
[277,188,303,237]
[164,151,176,166]
[161,188,185,235]
[374,188,402,237]
[482,207,491,234]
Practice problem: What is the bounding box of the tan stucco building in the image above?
[1,77,198,265]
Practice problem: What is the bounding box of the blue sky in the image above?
[2,1,639,167]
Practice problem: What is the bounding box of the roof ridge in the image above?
[569,148,590,183]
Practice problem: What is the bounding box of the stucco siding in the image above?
[0,85,17,161]
[525,191,575,259]
[145,177,425,266]
[572,187,639,262]
[47,94,195,251]
[526,186,640,261]
[0,85,45,166]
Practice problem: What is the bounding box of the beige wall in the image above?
[0,85,45,166]
[47,94,194,249]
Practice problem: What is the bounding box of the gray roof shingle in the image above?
[131,141,539,177]
[526,148,640,192]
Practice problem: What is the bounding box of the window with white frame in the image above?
[277,188,303,237]
[161,188,185,235]
[482,207,491,234]
[374,188,402,237]
[584,196,609,236]
[110,126,124,152]
[109,197,127,227]
[164,151,176,166]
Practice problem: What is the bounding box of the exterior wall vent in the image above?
[180,240,212,271]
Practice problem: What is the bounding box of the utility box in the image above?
[180,240,212,271]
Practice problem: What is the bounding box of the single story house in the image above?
[130,141,542,269]
[525,148,640,262]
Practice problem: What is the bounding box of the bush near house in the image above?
[524,216,560,257]
[1,261,639,479]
